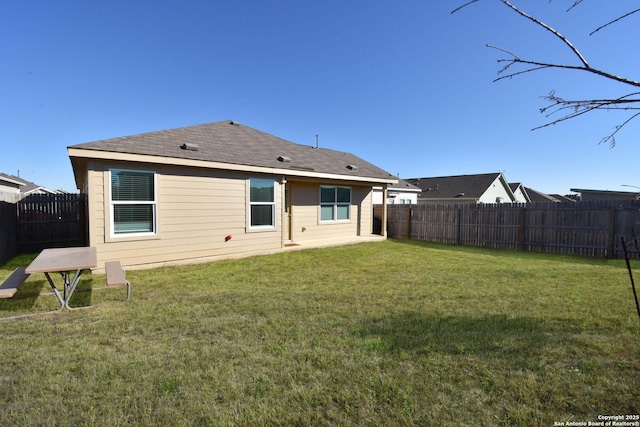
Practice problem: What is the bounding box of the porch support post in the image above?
[381,186,388,238]
[280,177,287,248]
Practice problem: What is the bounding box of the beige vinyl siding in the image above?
[356,186,374,235]
[82,159,382,269]
[88,162,282,269]
[289,182,373,243]
[87,162,105,249]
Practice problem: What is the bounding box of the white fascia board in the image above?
[0,176,26,186]
[68,148,398,185]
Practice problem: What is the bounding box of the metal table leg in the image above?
[64,269,84,309]
[44,272,66,311]
[43,269,84,310]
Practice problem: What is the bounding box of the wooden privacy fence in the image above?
[374,200,640,259]
[16,193,88,253]
[0,201,17,266]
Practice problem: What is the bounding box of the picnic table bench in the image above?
[105,261,131,301]
[0,267,31,299]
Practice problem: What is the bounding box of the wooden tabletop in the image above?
[26,247,97,274]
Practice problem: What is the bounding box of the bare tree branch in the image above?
[590,8,640,35]
[555,1,639,36]
[490,52,640,88]
[566,0,585,13]
[499,0,589,67]
[599,112,640,147]
[533,92,640,147]
[450,0,480,15]
[538,92,640,121]
[452,0,640,146]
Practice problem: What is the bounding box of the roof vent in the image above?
[278,156,292,163]
[347,164,358,171]
[181,143,199,151]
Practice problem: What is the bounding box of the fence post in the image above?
[456,207,461,245]
[608,208,616,258]
[0,201,17,266]
[519,207,526,251]
[407,206,412,240]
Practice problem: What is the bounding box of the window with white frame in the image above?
[249,178,275,228]
[110,170,156,235]
[320,186,351,221]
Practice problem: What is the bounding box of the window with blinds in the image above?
[249,178,275,228]
[110,170,156,235]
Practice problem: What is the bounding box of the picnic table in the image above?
[25,247,97,310]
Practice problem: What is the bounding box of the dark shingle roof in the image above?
[524,187,560,202]
[69,120,395,182]
[550,194,575,202]
[406,173,502,200]
[389,178,421,192]
[0,173,25,187]
[0,173,48,193]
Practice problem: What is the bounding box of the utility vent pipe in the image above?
[181,143,200,151]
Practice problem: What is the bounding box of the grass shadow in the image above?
[388,238,632,267]
[0,270,96,317]
[0,277,50,314]
[358,313,581,368]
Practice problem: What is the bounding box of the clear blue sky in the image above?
[2,1,638,195]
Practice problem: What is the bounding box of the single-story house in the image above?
[570,188,640,201]
[509,183,568,203]
[406,172,516,204]
[524,186,564,203]
[0,174,23,202]
[68,120,398,269]
[509,182,529,203]
[0,173,58,203]
[372,178,421,205]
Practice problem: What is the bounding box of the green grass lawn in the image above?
[1,240,638,426]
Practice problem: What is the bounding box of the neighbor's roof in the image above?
[68,120,397,184]
[0,173,25,188]
[524,187,561,203]
[509,182,523,192]
[0,173,53,194]
[388,178,422,192]
[406,173,505,200]
[550,194,575,203]
[569,188,639,200]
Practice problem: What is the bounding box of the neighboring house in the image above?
[524,187,564,203]
[570,188,640,201]
[373,178,421,205]
[509,183,529,203]
[0,174,23,202]
[68,120,398,269]
[0,173,57,202]
[509,183,572,203]
[406,172,516,204]
[550,194,576,203]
